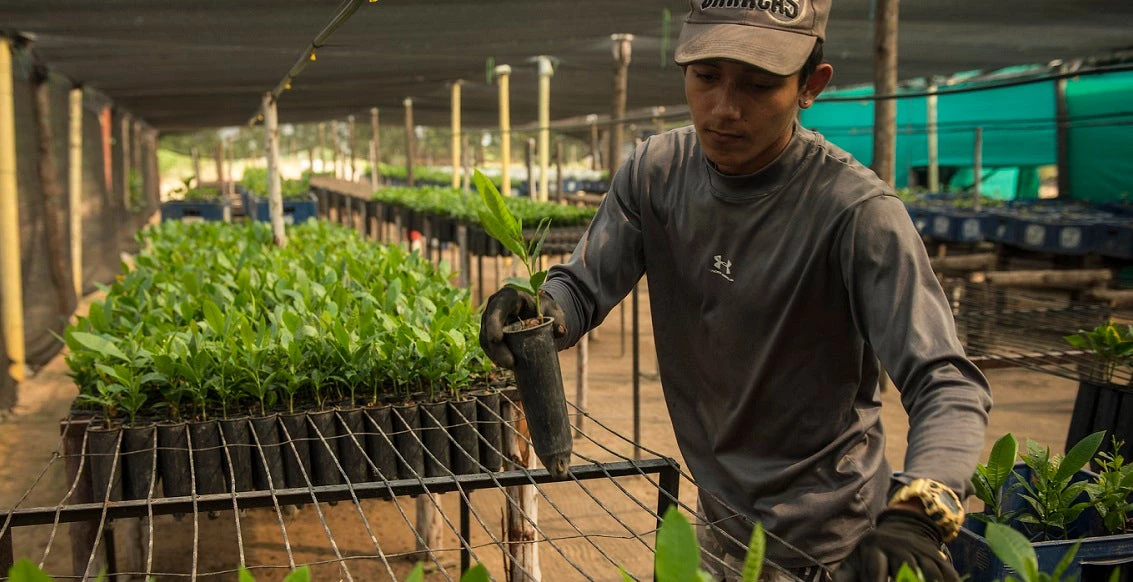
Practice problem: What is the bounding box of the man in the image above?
[480,0,992,579]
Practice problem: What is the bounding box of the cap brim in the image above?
[674,21,816,77]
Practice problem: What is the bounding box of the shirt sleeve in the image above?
[540,153,646,349]
[839,195,993,497]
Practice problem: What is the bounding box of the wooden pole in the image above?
[981,269,1112,288]
[348,114,356,182]
[32,70,73,318]
[226,138,235,194]
[413,495,443,562]
[404,98,416,187]
[871,0,898,185]
[575,334,589,437]
[525,138,535,198]
[370,107,380,190]
[610,34,634,172]
[555,139,563,200]
[68,87,83,299]
[973,127,983,211]
[504,400,541,581]
[588,114,600,171]
[536,56,553,203]
[452,81,462,189]
[216,141,226,197]
[318,122,327,173]
[495,65,512,197]
[0,38,25,383]
[191,147,201,186]
[263,93,287,248]
[926,79,940,192]
[308,146,315,176]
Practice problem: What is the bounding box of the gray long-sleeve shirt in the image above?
[542,124,992,567]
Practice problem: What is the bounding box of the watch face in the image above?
[936,490,962,514]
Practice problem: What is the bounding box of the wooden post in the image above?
[452,81,462,189]
[120,113,131,209]
[370,107,380,190]
[926,79,940,192]
[191,147,201,186]
[32,71,73,318]
[555,139,563,201]
[318,122,327,173]
[0,38,25,383]
[216,141,227,196]
[308,146,315,175]
[226,139,235,194]
[495,65,512,197]
[610,34,634,172]
[413,495,443,562]
[348,114,356,182]
[68,87,83,299]
[871,0,898,185]
[575,334,589,437]
[263,93,287,248]
[588,114,600,171]
[525,138,535,199]
[973,127,983,208]
[404,98,416,187]
[504,400,541,581]
[536,56,554,203]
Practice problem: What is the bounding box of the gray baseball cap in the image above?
[674,0,830,76]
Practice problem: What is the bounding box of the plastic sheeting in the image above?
[0,45,160,412]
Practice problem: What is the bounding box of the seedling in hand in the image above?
[473,169,551,320]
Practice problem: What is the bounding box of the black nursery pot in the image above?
[189,420,226,495]
[503,317,572,480]
[448,397,481,475]
[363,405,398,480]
[474,391,504,472]
[420,401,452,477]
[157,422,192,498]
[250,414,286,491]
[392,403,425,480]
[280,412,313,489]
[121,424,157,500]
[219,417,254,492]
[86,425,123,502]
[335,408,370,484]
[307,410,343,486]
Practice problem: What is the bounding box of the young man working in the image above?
[480,0,992,579]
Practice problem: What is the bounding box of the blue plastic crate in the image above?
[161,200,230,223]
[246,194,318,224]
[948,464,1133,581]
[927,209,994,242]
[905,206,933,236]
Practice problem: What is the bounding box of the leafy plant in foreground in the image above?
[984,522,1081,582]
[1084,438,1133,534]
[971,432,1022,525]
[1014,431,1106,540]
[1064,322,1133,384]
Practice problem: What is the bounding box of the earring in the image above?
[799,99,810,108]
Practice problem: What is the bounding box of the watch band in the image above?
[889,478,964,542]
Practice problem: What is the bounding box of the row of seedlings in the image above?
[64,220,507,502]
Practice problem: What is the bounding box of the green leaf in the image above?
[460,564,491,582]
[69,331,130,362]
[894,563,925,582]
[1050,541,1081,581]
[7,559,53,582]
[740,522,765,582]
[239,566,257,582]
[987,433,1020,491]
[1057,431,1105,482]
[203,299,225,335]
[282,565,310,582]
[986,522,1038,579]
[655,507,700,582]
[404,562,425,582]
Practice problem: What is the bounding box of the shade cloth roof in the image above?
[3,0,1131,131]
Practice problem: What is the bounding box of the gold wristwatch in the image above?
[889,478,964,542]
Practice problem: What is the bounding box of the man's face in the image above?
[684,59,811,175]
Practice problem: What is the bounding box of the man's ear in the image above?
[800,63,833,107]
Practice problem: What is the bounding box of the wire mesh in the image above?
[0,390,820,581]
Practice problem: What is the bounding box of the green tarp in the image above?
[801,69,1133,202]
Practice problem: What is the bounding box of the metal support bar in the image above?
[655,462,681,534]
[460,490,471,575]
[632,283,641,460]
[2,459,675,527]
[0,523,13,574]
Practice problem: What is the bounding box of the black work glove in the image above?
[834,509,959,582]
[479,287,568,369]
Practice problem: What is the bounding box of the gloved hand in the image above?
[834,509,959,582]
[479,287,568,369]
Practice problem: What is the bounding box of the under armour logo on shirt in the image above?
[711,255,734,282]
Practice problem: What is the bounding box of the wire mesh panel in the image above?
[0,392,823,581]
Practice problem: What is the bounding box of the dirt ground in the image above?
[0,248,1081,581]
